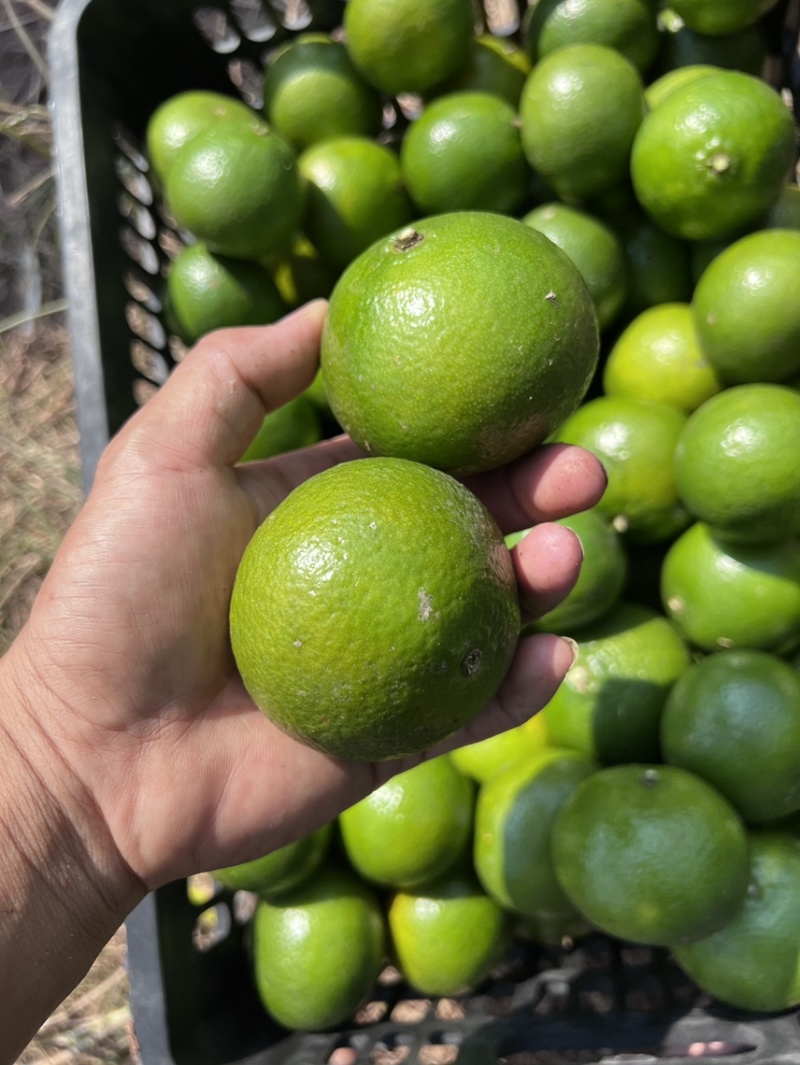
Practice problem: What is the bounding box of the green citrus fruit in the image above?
[262,34,382,150]
[509,508,628,634]
[213,822,331,898]
[145,90,258,185]
[165,241,287,345]
[321,211,598,475]
[474,747,598,921]
[522,203,627,332]
[343,0,474,96]
[674,832,800,1012]
[668,0,780,36]
[643,63,719,109]
[551,763,751,946]
[692,229,800,384]
[661,650,800,824]
[272,238,340,308]
[401,92,529,216]
[388,867,512,996]
[251,863,385,1030]
[603,303,722,413]
[661,522,800,653]
[541,601,691,764]
[164,123,303,261]
[615,213,693,315]
[520,44,646,203]
[689,235,740,284]
[525,0,660,73]
[765,184,800,229]
[444,34,531,106]
[230,458,520,761]
[298,137,413,272]
[630,71,795,241]
[240,394,322,462]
[339,756,474,888]
[450,713,550,785]
[655,9,767,76]
[517,910,593,947]
[553,396,690,543]
[674,385,800,542]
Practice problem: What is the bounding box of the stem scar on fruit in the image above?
[393,227,425,252]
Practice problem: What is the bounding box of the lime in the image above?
[661,522,800,653]
[765,184,800,229]
[298,136,413,272]
[251,863,385,1030]
[165,241,287,345]
[689,235,738,283]
[553,396,689,543]
[339,756,474,888]
[240,394,322,462]
[230,458,520,761]
[551,763,750,946]
[525,0,660,73]
[272,238,340,308]
[692,229,800,384]
[668,0,780,36]
[674,832,800,1012]
[643,64,719,109]
[474,747,598,921]
[450,713,550,785]
[213,823,331,898]
[630,71,795,241]
[522,203,627,332]
[401,92,529,216]
[661,650,800,824]
[262,34,382,150]
[674,385,800,542]
[615,213,693,315]
[444,34,531,106]
[655,9,767,76]
[343,0,474,96]
[321,212,598,476]
[603,303,722,413]
[520,44,646,203]
[164,123,303,261]
[541,601,690,764]
[388,867,512,996]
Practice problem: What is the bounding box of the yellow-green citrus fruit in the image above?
[450,714,550,785]
[401,92,529,216]
[616,213,693,315]
[445,34,531,106]
[674,385,800,542]
[661,650,800,824]
[213,823,331,898]
[343,0,474,96]
[262,34,382,150]
[674,832,800,1013]
[669,0,780,36]
[230,458,520,761]
[630,71,795,241]
[643,63,719,109]
[240,394,322,462]
[692,229,800,384]
[553,396,689,543]
[145,90,258,185]
[525,0,660,73]
[164,123,304,261]
[519,44,646,203]
[655,10,767,76]
[272,238,340,308]
[661,522,800,653]
[474,747,598,921]
[321,212,599,476]
[298,137,414,272]
[388,867,512,996]
[165,241,287,345]
[552,764,750,946]
[522,203,627,332]
[339,756,474,888]
[603,303,722,413]
[251,863,385,1030]
[541,601,690,764]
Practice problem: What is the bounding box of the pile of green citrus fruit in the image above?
[144,0,800,1034]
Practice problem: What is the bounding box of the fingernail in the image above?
[598,460,609,489]
[560,636,579,669]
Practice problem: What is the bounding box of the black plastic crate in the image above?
[48,0,800,1062]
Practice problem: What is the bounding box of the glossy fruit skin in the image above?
[661,650,800,824]
[655,14,767,77]
[251,864,386,1030]
[401,92,529,216]
[551,764,751,947]
[230,459,520,761]
[674,832,800,1013]
[675,385,800,542]
[213,823,332,898]
[661,522,800,654]
[321,212,599,476]
[525,0,660,73]
[450,714,550,785]
[444,34,531,107]
[520,44,646,203]
[240,395,322,462]
[339,756,474,888]
[692,230,800,384]
[388,867,512,996]
[541,602,690,764]
[644,64,719,110]
[669,0,780,36]
[474,747,598,921]
[630,72,796,241]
